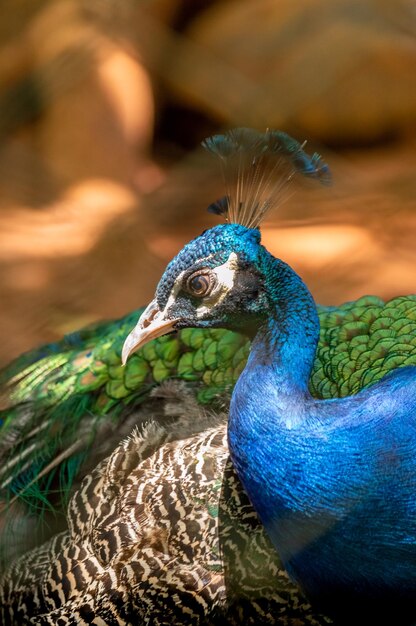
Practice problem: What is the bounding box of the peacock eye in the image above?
[184,270,216,297]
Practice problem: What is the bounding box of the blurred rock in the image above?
[0,0,158,363]
[28,0,155,185]
[182,0,416,144]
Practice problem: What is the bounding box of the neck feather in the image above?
[228,254,320,525]
[250,254,319,395]
[228,253,320,515]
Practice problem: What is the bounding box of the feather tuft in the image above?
[202,127,331,228]
[207,196,230,216]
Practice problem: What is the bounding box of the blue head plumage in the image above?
[151,224,274,338]
[156,224,261,308]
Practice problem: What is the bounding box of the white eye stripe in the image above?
[195,252,238,318]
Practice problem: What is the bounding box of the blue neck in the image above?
[246,253,319,401]
[228,253,319,510]
[228,248,416,618]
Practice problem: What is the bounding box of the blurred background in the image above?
[0,0,415,366]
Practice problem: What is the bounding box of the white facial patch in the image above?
[195,252,238,318]
[162,252,238,318]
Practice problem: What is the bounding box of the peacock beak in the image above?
[121,298,180,365]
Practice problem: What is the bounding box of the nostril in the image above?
[141,304,160,328]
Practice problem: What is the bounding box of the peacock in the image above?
[0,129,414,625]
[121,129,416,626]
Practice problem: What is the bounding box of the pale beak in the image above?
[121,298,179,365]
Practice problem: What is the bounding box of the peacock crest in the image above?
[202,127,331,229]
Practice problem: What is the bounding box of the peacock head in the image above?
[122,128,330,365]
[122,224,273,364]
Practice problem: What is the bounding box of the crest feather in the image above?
[202,128,330,228]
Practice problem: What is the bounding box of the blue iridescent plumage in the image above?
[226,230,416,623]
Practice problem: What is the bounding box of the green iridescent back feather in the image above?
[1,295,416,520]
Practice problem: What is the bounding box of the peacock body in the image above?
[121,130,416,625]
[1,128,416,624]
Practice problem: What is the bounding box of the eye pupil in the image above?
[190,275,208,293]
[185,271,214,297]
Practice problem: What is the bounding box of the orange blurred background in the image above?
[0,0,415,365]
